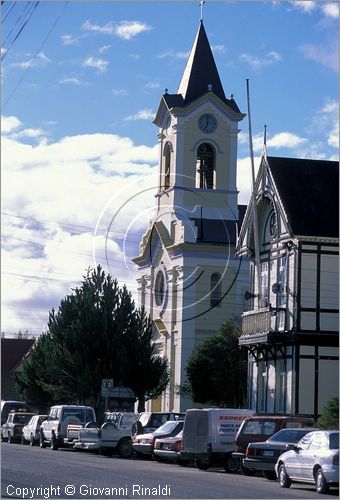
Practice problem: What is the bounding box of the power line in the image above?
[2,1,69,110]
[1,1,17,24]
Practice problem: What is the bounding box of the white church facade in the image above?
[133,21,249,412]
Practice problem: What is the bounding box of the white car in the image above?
[21,415,47,446]
[40,405,96,450]
[275,430,339,494]
[133,420,184,458]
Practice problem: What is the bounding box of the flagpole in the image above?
[246,79,262,307]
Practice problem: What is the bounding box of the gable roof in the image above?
[268,156,339,238]
[1,338,35,375]
[164,21,240,113]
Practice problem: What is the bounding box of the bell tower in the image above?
[133,20,248,412]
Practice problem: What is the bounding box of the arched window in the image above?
[163,143,171,189]
[210,272,221,307]
[196,143,215,189]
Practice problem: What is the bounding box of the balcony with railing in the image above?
[240,307,288,345]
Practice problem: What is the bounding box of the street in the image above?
[1,443,338,499]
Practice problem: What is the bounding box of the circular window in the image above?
[154,270,166,307]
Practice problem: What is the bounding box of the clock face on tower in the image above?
[198,113,218,134]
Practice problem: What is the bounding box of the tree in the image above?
[185,321,247,408]
[317,397,339,430]
[16,266,169,412]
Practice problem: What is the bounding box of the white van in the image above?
[181,408,254,472]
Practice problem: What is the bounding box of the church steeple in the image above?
[161,21,240,114]
[178,21,227,105]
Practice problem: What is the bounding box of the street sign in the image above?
[101,379,113,396]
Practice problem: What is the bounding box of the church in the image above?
[133,20,249,412]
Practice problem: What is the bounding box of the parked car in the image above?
[275,430,339,494]
[154,430,189,466]
[233,415,315,474]
[243,427,315,480]
[1,411,36,443]
[40,405,96,450]
[74,411,137,458]
[1,400,29,425]
[131,412,185,437]
[133,420,184,458]
[21,415,47,446]
[181,408,254,472]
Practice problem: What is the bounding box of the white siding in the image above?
[320,254,339,310]
[300,254,317,308]
[299,358,315,415]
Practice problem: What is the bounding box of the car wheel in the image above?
[278,463,291,488]
[30,435,35,446]
[50,432,58,451]
[117,439,133,459]
[315,468,329,494]
[240,463,256,476]
[223,455,239,473]
[263,470,277,481]
[8,433,14,443]
[196,460,209,470]
[39,431,46,448]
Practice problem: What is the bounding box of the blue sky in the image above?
[1,0,339,336]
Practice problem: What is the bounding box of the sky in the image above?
[1,0,339,337]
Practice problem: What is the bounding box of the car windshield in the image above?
[269,429,312,443]
[154,421,181,435]
[329,432,339,449]
[13,414,32,424]
[242,420,276,436]
[62,409,90,421]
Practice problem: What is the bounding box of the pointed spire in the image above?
[177,21,227,105]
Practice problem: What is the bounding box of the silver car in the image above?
[21,415,47,446]
[275,430,339,494]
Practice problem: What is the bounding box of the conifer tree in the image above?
[16,266,168,412]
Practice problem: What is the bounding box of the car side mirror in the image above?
[286,444,300,452]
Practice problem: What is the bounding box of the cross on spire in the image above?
[199,1,205,22]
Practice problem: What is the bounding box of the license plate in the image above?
[142,439,148,444]
[263,450,274,457]
[162,444,169,450]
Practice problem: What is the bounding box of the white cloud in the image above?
[289,1,316,13]
[10,52,51,70]
[114,21,151,40]
[59,77,89,86]
[157,49,190,59]
[124,109,155,121]
[82,19,151,40]
[82,56,108,73]
[240,51,282,69]
[14,128,45,139]
[112,88,129,96]
[145,81,160,89]
[299,42,339,72]
[267,132,307,150]
[2,120,159,335]
[82,20,115,35]
[98,44,112,53]
[321,3,339,18]
[211,44,225,53]
[61,34,80,46]
[2,115,22,133]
